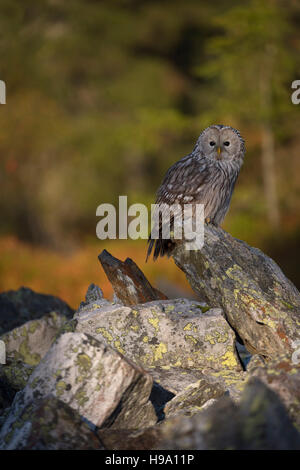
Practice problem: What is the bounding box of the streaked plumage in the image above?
[147,124,245,260]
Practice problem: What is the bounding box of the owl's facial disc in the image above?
[200,126,243,162]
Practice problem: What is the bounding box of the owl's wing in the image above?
[147,155,209,260]
[156,154,209,204]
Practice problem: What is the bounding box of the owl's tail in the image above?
[146,236,176,262]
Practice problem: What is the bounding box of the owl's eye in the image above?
[224,141,230,146]
[209,141,216,146]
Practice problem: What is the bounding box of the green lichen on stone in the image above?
[2,361,35,391]
[95,327,113,343]
[185,335,198,346]
[74,387,89,407]
[28,321,40,334]
[56,380,67,397]
[18,338,41,366]
[54,318,78,342]
[196,305,210,313]
[76,353,92,372]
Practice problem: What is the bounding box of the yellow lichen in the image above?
[221,351,239,369]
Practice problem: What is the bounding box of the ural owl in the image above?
[147,124,245,260]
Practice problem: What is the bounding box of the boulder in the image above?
[248,354,300,429]
[158,378,300,450]
[1,312,68,367]
[173,225,300,359]
[0,332,157,448]
[0,287,73,335]
[1,395,103,450]
[74,298,242,375]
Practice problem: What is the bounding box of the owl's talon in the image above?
[205,217,211,225]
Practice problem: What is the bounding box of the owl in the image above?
[147,124,245,260]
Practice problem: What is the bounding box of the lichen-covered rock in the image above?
[163,375,230,418]
[248,354,300,430]
[1,312,68,366]
[157,378,300,450]
[0,361,34,413]
[0,332,157,448]
[74,298,242,374]
[77,283,111,312]
[1,395,103,450]
[173,225,300,359]
[149,367,245,400]
[0,312,69,410]
[0,287,73,335]
[98,426,161,450]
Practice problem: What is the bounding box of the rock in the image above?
[77,283,110,312]
[74,298,242,375]
[247,354,266,371]
[1,312,68,367]
[173,225,300,359]
[0,361,34,412]
[158,378,300,450]
[149,367,245,402]
[98,426,161,450]
[98,250,168,305]
[0,332,157,448]
[0,287,73,335]
[163,375,227,418]
[0,312,69,411]
[1,395,103,450]
[248,354,300,430]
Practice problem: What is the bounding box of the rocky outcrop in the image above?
[1,223,300,454]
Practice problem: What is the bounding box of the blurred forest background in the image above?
[0,0,300,308]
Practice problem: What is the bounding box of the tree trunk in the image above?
[259,45,280,228]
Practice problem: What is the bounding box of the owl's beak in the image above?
[216,146,222,159]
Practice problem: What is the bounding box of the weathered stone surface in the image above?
[248,354,300,430]
[74,298,242,374]
[1,312,68,367]
[163,375,226,418]
[173,225,300,359]
[158,378,300,450]
[99,250,168,305]
[77,283,111,312]
[150,367,245,399]
[0,287,73,335]
[0,361,34,413]
[1,395,103,450]
[0,312,69,411]
[0,332,157,447]
[98,426,161,450]
[247,354,266,371]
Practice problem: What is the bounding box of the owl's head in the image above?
[196,125,245,163]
